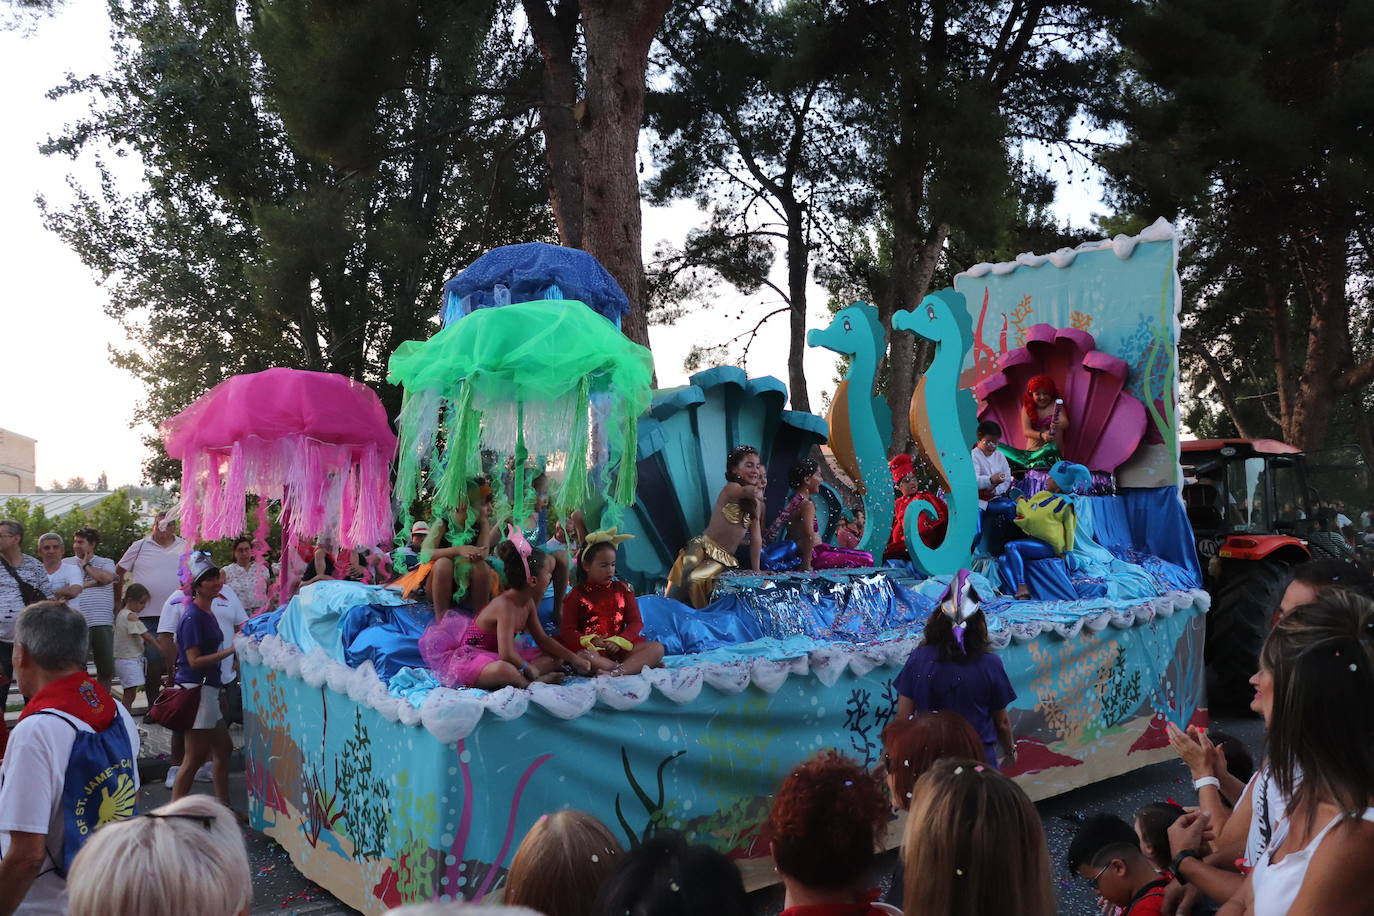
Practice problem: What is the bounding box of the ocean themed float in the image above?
[231,226,1209,912]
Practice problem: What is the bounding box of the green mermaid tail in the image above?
[998,441,1062,470]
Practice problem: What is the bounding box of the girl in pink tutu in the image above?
[420,529,593,689]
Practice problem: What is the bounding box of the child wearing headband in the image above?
[893,570,1018,769]
[665,444,765,608]
[419,528,593,689]
[560,529,665,676]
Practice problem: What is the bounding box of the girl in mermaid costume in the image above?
[420,530,593,689]
[665,444,765,608]
[997,461,1092,600]
[762,457,873,570]
[1000,375,1069,470]
[561,529,665,676]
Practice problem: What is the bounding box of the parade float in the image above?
[228,225,1209,912]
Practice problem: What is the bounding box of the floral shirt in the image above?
[223,562,270,612]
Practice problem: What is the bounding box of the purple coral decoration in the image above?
[974,324,1148,473]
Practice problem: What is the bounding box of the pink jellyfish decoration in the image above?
[161,368,397,605]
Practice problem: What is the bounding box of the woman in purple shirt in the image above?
[894,571,1018,769]
[171,563,236,807]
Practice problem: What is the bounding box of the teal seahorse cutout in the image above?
[891,288,979,576]
[808,301,893,557]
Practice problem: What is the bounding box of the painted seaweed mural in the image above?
[337,708,391,860]
[614,747,687,848]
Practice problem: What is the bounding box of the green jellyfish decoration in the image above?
[387,297,654,539]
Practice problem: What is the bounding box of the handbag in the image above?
[1,555,48,607]
[218,679,243,725]
[146,677,202,730]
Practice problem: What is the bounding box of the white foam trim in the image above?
[233,586,1209,744]
[957,218,1175,279]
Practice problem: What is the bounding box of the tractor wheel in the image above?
[1206,558,1290,709]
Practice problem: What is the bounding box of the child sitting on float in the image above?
[998,460,1092,600]
[665,444,765,608]
[884,454,947,560]
[1022,374,1068,445]
[419,529,593,689]
[560,529,665,676]
[391,479,499,617]
[836,504,865,550]
[762,457,873,571]
[972,419,1018,555]
[517,470,574,625]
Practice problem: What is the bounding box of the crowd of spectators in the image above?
[2,506,1373,915]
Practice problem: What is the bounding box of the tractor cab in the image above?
[1181,439,1312,573]
[1180,439,1313,707]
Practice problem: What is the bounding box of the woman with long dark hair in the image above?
[763,457,872,571]
[665,445,765,607]
[893,570,1017,769]
[1215,590,1374,915]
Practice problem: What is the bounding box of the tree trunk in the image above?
[577,0,671,355]
[1286,229,1349,452]
[1347,391,1374,478]
[1186,342,1253,438]
[884,223,948,456]
[785,200,811,413]
[524,0,585,247]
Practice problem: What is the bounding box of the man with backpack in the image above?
[0,602,139,915]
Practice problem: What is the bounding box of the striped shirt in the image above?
[63,556,116,627]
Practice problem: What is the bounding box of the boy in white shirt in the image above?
[973,420,1017,556]
[973,420,1012,509]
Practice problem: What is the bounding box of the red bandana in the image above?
[18,670,118,731]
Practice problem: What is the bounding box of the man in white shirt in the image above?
[0,602,140,916]
[115,511,187,703]
[155,568,245,789]
[972,420,1013,509]
[62,528,117,690]
[35,535,81,603]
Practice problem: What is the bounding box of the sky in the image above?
[0,2,1110,489]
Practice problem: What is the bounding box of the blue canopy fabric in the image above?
[441,242,630,326]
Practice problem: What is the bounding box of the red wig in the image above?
[881,712,986,808]
[1022,375,1059,421]
[767,750,889,891]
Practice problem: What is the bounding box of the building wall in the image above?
[0,428,37,494]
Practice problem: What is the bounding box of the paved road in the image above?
[130,711,1261,915]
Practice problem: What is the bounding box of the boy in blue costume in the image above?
[998,461,1092,600]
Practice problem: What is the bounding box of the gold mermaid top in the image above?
[721,501,754,528]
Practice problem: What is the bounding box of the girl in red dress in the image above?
[560,529,665,676]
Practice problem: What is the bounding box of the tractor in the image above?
[1181,439,1312,707]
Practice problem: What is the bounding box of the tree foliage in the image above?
[1105,0,1374,454]
[645,0,1122,447]
[647,0,869,411]
[811,0,1123,453]
[40,0,554,483]
[2,490,147,561]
